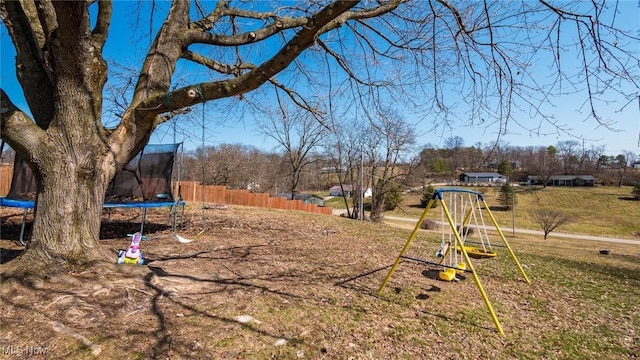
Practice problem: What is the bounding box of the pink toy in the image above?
[116,232,145,265]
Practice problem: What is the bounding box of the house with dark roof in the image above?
[526,175,596,187]
[459,172,507,184]
[328,185,372,198]
[275,193,325,206]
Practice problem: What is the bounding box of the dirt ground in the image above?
[0,205,638,359]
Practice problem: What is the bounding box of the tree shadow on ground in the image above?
[618,196,639,201]
[143,243,270,264]
[408,204,429,209]
[534,253,640,283]
[1,214,174,243]
[99,220,173,240]
[138,246,328,357]
[0,220,32,243]
[0,240,325,359]
[488,205,511,212]
[0,248,22,264]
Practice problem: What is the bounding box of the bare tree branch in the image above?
[0,0,55,126]
[134,1,360,117]
[0,89,46,157]
[91,0,111,48]
[181,50,253,76]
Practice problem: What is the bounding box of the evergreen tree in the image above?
[420,185,438,208]
[497,159,513,176]
[497,183,517,209]
[384,185,403,211]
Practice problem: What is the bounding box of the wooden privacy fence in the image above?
[0,164,11,196]
[0,166,332,216]
[177,181,333,215]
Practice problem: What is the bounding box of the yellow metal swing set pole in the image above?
[378,189,530,335]
[439,198,504,335]
[481,199,531,284]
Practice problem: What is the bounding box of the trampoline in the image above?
[0,143,185,245]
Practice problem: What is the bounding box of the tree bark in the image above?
[20,161,109,272]
[369,185,386,223]
[2,1,117,275]
[14,73,115,272]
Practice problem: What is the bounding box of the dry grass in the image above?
[391,185,640,239]
[0,204,639,359]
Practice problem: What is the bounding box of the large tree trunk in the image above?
[5,1,123,275]
[14,86,118,274]
[369,187,386,223]
[20,159,110,272]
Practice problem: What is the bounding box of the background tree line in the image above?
[170,136,640,194]
[3,135,637,196]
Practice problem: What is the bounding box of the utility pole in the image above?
[512,189,516,236]
[359,143,364,221]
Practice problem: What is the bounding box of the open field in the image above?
[386,185,640,239]
[1,204,639,359]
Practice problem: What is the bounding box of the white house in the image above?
[329,185,372,198]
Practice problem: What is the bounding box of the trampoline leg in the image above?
[170,202,178,232]
[19,208,28,246]
[180,203,185,229]
[140,208,146,235]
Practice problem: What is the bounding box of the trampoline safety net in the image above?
[5,143,181,204]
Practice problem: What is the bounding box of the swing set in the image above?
[378,188,530,334]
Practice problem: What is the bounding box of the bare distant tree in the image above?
[530,146,562,187]
[556,141,580,174]
[612,151,638,187]
[323,122,363,219]
[184,144,273,190]
[444,136,465,171]
[464,144,486,172]
[365,108,417,222]
[257,107,329,200]
[532,209,572,240]
[581,145,606,174]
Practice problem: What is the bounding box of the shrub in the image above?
[632,183,640,199]
[419,184,438,208]
[384,186,403,211]
[420,219,440,230]
[456,225,475,236]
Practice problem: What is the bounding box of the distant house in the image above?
[300,194,325,206]
[275,193,325,206]
[320,166,347,174]
[329,185,372,198]
[459,172,507,184]
[526,175,596,187]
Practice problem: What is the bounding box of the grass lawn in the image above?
[387,185,640,239]
[1,192,638,358]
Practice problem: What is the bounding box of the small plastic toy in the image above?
[116,232,145,265]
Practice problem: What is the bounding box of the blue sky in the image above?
[1,1,639,157]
